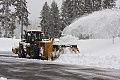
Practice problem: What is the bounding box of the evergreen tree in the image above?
[60,0,84,28]
[0,0,29,38]
[13,0,29,39]
[102,0,116,9]
[0,0,16,37]
[9,12,16,37]
[91,0,102,11]
[40,2,51,38]
[83,0,92,14]
[71,0,84,21]
[60,0,68,30]
[60,0,72,26]
[50,1,61,38]
[0,26,2,37]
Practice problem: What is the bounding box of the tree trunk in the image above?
[21,0,23,39]
[21,17,23,39]
[5,0,8,38]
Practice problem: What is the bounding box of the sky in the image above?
[26,0,62,21]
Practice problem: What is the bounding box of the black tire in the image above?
[18,53,26,58]
[30,51,39,59]
[30,47,39,59]
[18,47,26,58]
[30,51,34,59]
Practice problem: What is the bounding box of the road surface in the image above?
[0,51,120,80]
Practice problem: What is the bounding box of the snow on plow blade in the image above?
[61,45,80,53]
[51,44,80,61]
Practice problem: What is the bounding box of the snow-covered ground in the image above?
[0,77,7,80]
[0,36,120,69]
[0,38,20,52]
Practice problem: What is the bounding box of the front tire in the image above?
[18,47,26,58]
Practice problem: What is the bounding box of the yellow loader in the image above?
[12,30,79,60]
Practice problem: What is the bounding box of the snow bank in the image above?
[63,9,120,39]
[0,77,7,80]
[0,38,20,51]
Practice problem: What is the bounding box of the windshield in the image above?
[25,31,43,42]
[33,32,41,40]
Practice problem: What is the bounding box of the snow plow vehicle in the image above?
[12,30,79,60]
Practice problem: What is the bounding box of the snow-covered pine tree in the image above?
[70,0,82,21]
[0,0,16,38]
[60,0,85,28]
[102,0,116,9]
[83,0,92,14]
[0,0,4,37]
[40,2,51,38]
[13,0,29,39]
[9,12,16,37]
[91,0,102,12]
[50,1,61,38]
[60,0,68,30]
[60,0,72,26]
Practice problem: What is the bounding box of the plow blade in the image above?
[51,44,80,60]
[61,45,80,54]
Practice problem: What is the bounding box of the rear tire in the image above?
[30,45,39,59]
[30,51,39,59]
[30,52,34,59]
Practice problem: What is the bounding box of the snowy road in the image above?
[0,52,120,80]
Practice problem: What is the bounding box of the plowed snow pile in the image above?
[54,35,120,69]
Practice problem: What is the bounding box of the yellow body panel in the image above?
[23,38,54,59]
[43,42,53,58]
[39,38,54,59]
